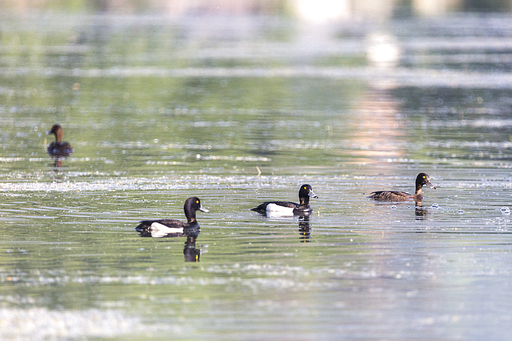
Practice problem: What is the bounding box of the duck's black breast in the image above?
[251,201,298,214]
[47,141,73,157]
[369,190,412,202]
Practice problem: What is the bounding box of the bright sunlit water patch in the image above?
[0,308,144,340]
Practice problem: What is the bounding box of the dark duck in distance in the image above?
[368,173,436,204]
[135,197,208,238]
[251,184,318,216]
[47,124,73,157]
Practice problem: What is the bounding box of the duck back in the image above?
[369,191,412,201]
[251,201,298,214]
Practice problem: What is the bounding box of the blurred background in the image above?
[3,0,512,17]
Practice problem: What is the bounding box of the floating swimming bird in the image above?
[135,197,208,238]
[251,184,318,216]
[47,124,73,157]
[368,173,436,203]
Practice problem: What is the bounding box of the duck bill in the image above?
[199,205,209,213]
[308,190,319,199]
[426,181,436,190]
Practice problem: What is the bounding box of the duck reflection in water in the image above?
[414,203,428,220]
[52,159,63,168]
[183,231,201,262]
[137,226,201,262]
[135,197,208,262]
[46,124,73,169]
[298,215,311,242]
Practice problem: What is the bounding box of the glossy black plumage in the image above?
[47,124,73,157]
[135,197,208,238]
[251,184,318,215]
[369,173,436,203]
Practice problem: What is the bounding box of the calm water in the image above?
[1,12,512,340]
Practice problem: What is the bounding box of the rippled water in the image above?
[1,11,512,340]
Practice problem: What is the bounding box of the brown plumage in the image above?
[47,124,73,157]
[369,173,436,203]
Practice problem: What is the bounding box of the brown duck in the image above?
[47,124,73,157]
[368,173,436,203]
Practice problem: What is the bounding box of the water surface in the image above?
[1,12,512,340]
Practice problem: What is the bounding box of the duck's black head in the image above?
[184,197,209,223]
[298,184,318,206]
[415,173,436,190]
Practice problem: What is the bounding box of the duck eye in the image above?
[423,176,425,178]
[304,187,307,190]
[196,200,199,204]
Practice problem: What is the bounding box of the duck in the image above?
[47,124,73,157]
[251,184,318,216]
[135,197,208,238]
[368,173,436,203]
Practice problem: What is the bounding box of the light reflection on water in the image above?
[1,12,512,341]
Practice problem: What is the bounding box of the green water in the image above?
[1,12,512,340]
